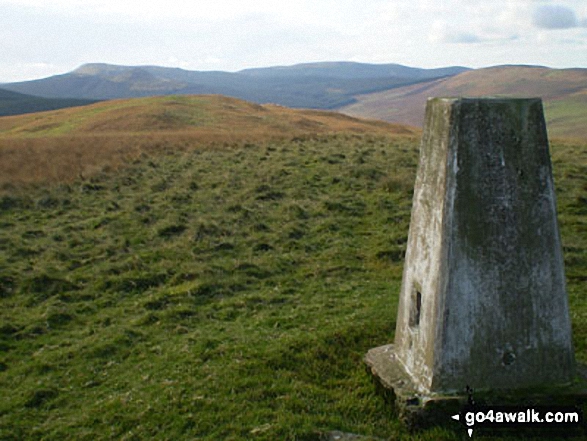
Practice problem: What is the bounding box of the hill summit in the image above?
[0,94,418,186]
[0,94,415,138]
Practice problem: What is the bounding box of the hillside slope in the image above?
[0,87,96,117]
[0,94,414,138]
[0,94,418,186]
[340,66,587,139]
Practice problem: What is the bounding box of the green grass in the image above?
[544,96,587,140]
[0,95,219,137]
[0,134,585,440]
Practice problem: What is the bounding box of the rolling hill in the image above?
[0,62,469,110]
[340,65,587,139]
[0,94,415,138]
[0,94,418,186]
[0,87,97,117]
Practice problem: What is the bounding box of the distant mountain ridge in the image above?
[1,62,470,110]
[238,61,468,79]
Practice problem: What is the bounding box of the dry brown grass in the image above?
[1,134,149,188]
[340,66,587,139]
[0,95,419,190]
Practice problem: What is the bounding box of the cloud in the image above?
[0,0,290,22]
[428,21,483,44]
[447,32,483,44]
[532,4,579,29]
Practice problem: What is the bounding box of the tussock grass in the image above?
[0,133,419,440]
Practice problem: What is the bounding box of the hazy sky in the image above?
[1,0,586,82]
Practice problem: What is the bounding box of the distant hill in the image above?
[339,65,587,139]
[0,94,418,186]
[239,61,468,79]
[0,87,97,117]
[0,62,469,111]
[0,94,417,138]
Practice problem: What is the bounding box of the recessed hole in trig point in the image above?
[502,351,516,366]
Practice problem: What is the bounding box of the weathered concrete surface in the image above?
[366,98,577,421]
[365,344,587,429]
[364,344,466,427]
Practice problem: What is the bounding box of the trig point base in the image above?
[365,98,584,427]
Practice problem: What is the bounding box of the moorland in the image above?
[0,94,585,440]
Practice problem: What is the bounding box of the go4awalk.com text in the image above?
[451,405,582,437]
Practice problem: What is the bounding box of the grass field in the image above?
[0,98,586,440]
[543,95,587,140]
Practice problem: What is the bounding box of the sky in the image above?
[1,0,587,83]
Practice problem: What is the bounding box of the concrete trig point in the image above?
[365,97,580,425]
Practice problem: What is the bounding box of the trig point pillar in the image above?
[365,97,577,425]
